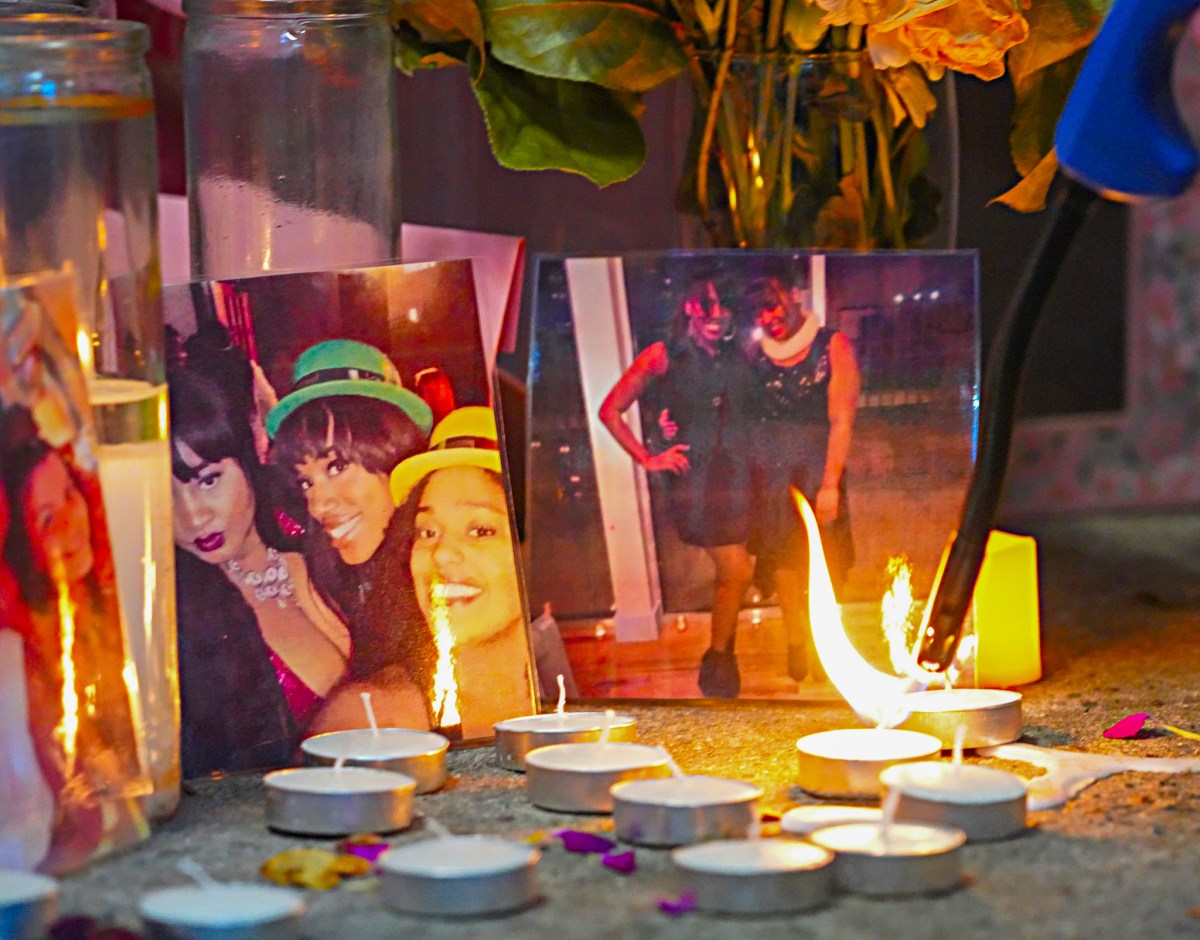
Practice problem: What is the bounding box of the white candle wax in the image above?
[265,766,415,794]
[880,762,1028,804]
[904,689,1022,713]
[526,742,666,773]
[139,883,304,928]
[810,821,965,857]
[301,729,447,761]
[781,805,883,835]
[379,837,537,878]
[674,838,833,874]
[613,776,761,808]
[495,712,634,734]
[798,728,942,761]
[0,870,57,906]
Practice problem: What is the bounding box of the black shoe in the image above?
[787,644,808,682]
[698,649,740,698]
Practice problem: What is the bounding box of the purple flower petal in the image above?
[601,850,637,874]
[658,891,697,916]
[556,830,616,854]
[1104,713,1150,739]
[343,842,390,863]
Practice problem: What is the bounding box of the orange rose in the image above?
[873,0,1029,81]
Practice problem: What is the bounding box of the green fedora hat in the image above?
[266,339,433,438]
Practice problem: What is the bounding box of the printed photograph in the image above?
[527,250,978,701]
[163,260,536,777]
[0,271,148,873]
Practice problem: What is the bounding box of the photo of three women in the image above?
[170,326,533,779]
[600,268,860,698]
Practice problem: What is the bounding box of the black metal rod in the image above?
[917,176,1098,672]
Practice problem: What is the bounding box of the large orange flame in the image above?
[792,489,935,727]
[428,580,461,728]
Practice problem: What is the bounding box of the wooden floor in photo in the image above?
[560,603,893,701]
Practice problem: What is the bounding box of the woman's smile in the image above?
[194,532,226,554]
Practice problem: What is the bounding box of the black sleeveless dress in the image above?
[747,327,854,586]
[654,338,753,547]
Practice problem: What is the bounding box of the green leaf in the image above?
[392,0,486,52]
[782,0,827,52]
[1007,0,1111,88]
[471,54,647,186]
[479,0,687,93]
[1009,47,1086,177]
[393,25,472,73]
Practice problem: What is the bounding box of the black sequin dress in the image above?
[748,327,854,586]
[654,338,753,547]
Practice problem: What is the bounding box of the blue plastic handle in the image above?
[1056,0,1200,200]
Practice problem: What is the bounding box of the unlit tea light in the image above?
[795,728,942,799]
[880,761,1028,841]
[493,711,637,771]
[780,804,883,836]
[0,870,58,940]
[897,689,1023,749]
[809,820,966,896]
[672,839,834,915]
[301,728,449,793]
[378,835,540,917]
[612,775,762,846]
[525,742,670,813]
[263,766,415,836]
[139,883,305,940]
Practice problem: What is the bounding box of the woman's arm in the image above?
[817,332,862,525]
[597,343,690,475]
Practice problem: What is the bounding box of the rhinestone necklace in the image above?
[224,546,295,607]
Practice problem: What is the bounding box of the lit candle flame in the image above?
[54,565,79,778]
[428,581,461,729]
[792,489,929,727]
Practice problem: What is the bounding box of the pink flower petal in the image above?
[601,850,637,874]
[1104,713,1150,739]
[556,830,615,854]
[658,891,697,916]
[342,842,390,863]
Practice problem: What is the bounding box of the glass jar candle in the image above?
[0,15,180,821]
[182,0,399,278]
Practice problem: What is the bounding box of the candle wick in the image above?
[555,674,566,716]
[177,858,219,889]
[423,815,452,839]
[659,746,686,779]
[880,787,901,852]
[952,723,967,768]
[334,754,348,771]
[746,817,761,840]
[598,708,616,745]
[361,691,381,737]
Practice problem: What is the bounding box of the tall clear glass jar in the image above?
[0,16,180,820]
[182,0,399,278]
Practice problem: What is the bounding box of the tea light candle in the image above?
[795,728,942,799]
[139,883,305,940]
[611,771,763,846]
[0,870,58,940]
[263,766,416,836]
[808,790,966,897]
[524,742,671,813]
[780,804,883,836]
[880,761,1028,841]
[896,689,1023,749]
[301,728,449,794]
[377,835,540,917]
[495,682,636,773]
[672,839,834,915]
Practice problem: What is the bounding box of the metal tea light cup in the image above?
[524,743,671,813]
[301,729,449,794]
[611,776,763,847]
[0,871,59,940]
[672,840,835,915]
[493,712,637,772]
[377,836,540,917]
[263,766,415,836]
[896,689,1024,749]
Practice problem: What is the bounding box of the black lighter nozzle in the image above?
[917,534,990,672]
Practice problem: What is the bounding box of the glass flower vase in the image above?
[682,50,958,250]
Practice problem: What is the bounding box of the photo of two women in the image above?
[528,251,978,702]
[164,260,535,778]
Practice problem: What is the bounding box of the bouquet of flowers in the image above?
[393,0,1109,245]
